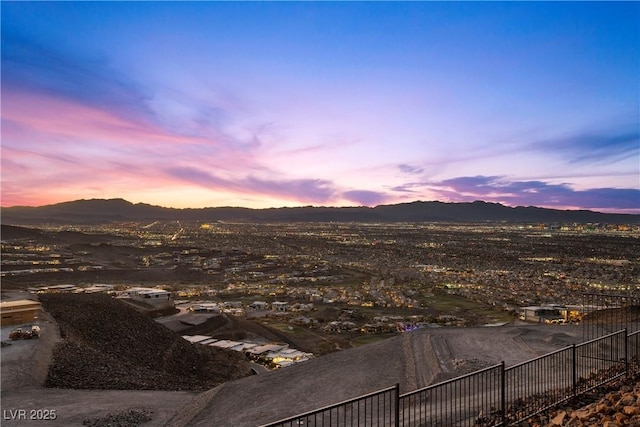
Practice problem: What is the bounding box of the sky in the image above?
[2,2,639,213]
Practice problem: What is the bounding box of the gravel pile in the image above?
[40,293,253,391]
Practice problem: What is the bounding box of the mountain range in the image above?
[1,198,638,225]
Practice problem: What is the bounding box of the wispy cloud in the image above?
[167,166,337,204]
[1,29,153,124]
[1,27,266,156]
[398,164,424,175]
[530,126,640,165]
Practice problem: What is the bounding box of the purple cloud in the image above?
[167,166,336,204]
[398,164,424,175]
[430,175,640,211]
[388,176,639,212]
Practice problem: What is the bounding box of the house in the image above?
[246,343,288,357]
[138,289,171,300]
[119,287,171,300]
[118,287,173,309]
[210,339,243,349]
[266,348,313,368]
[272,301,288,312]
[223,301,243,309]
[249,301,268,310]
[191,303,220,313]
[82,284,114,293]
[519,305,567,323]
[0,299,42,326]
[28,284,78,293]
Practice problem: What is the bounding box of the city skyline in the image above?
[2,2,639,213]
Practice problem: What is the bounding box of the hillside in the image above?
[3,294,635,426]
[39,293,253,391]
[3,198,638,224]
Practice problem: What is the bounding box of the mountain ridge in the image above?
[1,198,638,224]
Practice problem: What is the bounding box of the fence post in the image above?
[500,361,506,427]
[572,343,577,397]
[395,382,400,427]
[624,328,629,378]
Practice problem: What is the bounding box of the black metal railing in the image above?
[502,345,573,425]
[262,330,639,427]
[582,293,640,341]
[263,384,400,427]
[629,329,640,360]
[399,364,502,427]
[502,329,628,425]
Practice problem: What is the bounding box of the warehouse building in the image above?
[0,299,42,326]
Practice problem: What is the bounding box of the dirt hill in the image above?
[39,293,253,391]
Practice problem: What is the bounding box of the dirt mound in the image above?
[39,293,253,391]
[543,332,573,346]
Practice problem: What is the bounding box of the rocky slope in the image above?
[522,368,640,427]
[39,293,253,391]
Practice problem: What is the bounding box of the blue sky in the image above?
[2,1,639,212]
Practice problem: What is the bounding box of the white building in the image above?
[272,301,288,312]
[519,305,567,323]
[249,301,268,310]
[119,287,171,300]
[118,287,172,309]
[191,303,220,313]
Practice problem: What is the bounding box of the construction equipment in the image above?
[8,325,40,340]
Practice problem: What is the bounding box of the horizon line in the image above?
[2,197,639,216]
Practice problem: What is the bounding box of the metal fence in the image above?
[263,384,400,427]
[503,329,629,425]
[582,292,640,341]
[630,328,640,360]
[399,364,502,427]
[262,330,639,427]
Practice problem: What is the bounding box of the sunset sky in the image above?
[2,2,639,213]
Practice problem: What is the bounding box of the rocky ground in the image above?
[39,293,253,391]
[524,369,640,427]
[82,409,153,427]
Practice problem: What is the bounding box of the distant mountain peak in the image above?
[1,198,638,225]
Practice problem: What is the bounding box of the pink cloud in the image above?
[2,89,218,149]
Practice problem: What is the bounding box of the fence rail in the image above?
[262,329,639,427]
[502,329,629,425]
[399,364,502,427]
[582,293,640,341]
[263,384,399,427]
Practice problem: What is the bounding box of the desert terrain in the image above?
[1,290,584,427]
